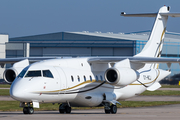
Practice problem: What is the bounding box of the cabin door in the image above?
[54,67,67,93]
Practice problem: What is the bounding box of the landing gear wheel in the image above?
[59,104,65,113]
[59,109,65,113]
[65,106,71,113]
[23,107,28,114]
[110,105,117,114]
[104,102,111,114]
[104,109,111,114]
[28,107,34,114]
[59,104,71,114]
[23,107,34,114]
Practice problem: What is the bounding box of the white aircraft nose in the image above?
[10,80,28,101]
[10,86,25,101]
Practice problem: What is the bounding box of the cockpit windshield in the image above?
[18,66,29,78]
[25,71,41,77]
[19,68,54,78]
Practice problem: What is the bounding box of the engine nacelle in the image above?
[3,67,24,84]
[105,67,139,86]
[3,59,29,84]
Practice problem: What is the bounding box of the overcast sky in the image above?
[0,0,180,38]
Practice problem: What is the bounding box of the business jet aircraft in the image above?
[1,6,180,114]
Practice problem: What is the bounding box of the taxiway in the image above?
[0,104,180,120]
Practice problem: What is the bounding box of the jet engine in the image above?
[3,67,24,84]
[104,67,139,86]
[3,59,29,84]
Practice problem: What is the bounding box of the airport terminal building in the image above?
[1,30,180,81]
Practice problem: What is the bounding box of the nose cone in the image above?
[10,79,28,101]
[10,86,24,101]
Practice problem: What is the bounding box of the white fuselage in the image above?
[10,57,170,107]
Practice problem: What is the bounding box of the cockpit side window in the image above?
[25,71,41,77]
[43,70,54,78]
[18,66,29,78]
[18,69,27,78]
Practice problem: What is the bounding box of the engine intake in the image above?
[3,59,29,84]
[105,67,139,86]
[106,69,118,82]
[3,68,18,84]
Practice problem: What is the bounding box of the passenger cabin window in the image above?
[78,76,80,82]
[100,75,103,81]
[84,76,86,82]
[96,76,98,81]
[43,70,53,78]
[71,76,74,82]
[25,71,41,77]
[90,76,92,82]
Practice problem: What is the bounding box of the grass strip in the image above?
[140,90,180,96]
[0,84,10,88]
[0,89,9,96]
[1,101,180,112]
[161,85,180,88]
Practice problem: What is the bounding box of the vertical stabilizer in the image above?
[121,6,180,69]
[135,6,169,58]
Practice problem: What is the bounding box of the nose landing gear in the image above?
[21,102,34,114]
[23,107,34,114]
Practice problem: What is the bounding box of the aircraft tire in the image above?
[59,104,65,113]
[110,105,117,114]
[23,107,34,114]
[65,106,71,113]
[105,109,111,114]
[59,109,65,113]
[23,107,28,114]
[28,107,34,114]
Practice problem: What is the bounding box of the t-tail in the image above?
[121,6,180,69]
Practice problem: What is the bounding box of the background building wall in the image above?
[0,34,8,79]
[9,32,136,57]
[6,43,30,58]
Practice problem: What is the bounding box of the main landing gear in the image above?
[104,102,117,114]
[59,103,72,114]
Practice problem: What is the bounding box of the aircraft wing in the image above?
[88,56,180,63]
[0,57,60,64]
[1,56,179,64]
[0,56,179,69]
[88,56,180,70]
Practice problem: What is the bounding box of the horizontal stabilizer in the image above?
[147,82,161,91]
[121,12,157,17]
[160,13,180,17]
[121,12,180,17]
